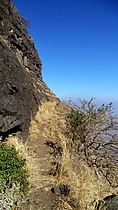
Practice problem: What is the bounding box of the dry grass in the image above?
[6,101,118,210]
[29,101,118,209]
[76,160,117,210]
[6,135,55,191]
[29,101,69,140]
[57,136,117,210]
[6,135,37,187]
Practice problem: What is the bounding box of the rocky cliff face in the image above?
[0,0,57,138]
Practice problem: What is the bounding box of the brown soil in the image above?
[24,136,60,210]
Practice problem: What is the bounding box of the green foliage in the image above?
[66,109,85,130]
[0,143,29,193]
[65,99,118,186]
[65,99,115,149]
[66,109,86,144]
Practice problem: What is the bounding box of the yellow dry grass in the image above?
[6,101,118,210]
[6,135,38,187]
[6,135,55,193]
[55,135,116,210]
[29,101,69,140]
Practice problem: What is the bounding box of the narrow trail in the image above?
[26,136,60,210]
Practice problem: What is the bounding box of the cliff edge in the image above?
[0,1,117,210]
[0,0,57,138]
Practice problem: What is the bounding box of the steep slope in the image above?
[0,0,57,138]
[0,1,117,210]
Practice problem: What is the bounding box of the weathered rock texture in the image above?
[97,195,118,210]
[0,0,57,137]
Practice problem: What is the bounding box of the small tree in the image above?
[65,99,118,187]
[21,16,30,29]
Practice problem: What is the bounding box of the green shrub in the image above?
[0,143,29,193]
[65,99,118,186]
[66,109,86,146]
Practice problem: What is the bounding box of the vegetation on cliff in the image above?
[0,143,29,209]
[65,99,118,187]
[28,100,118,210]
[0,1,117,210]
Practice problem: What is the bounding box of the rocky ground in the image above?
[0,1,117,210]
[0,0,57,139]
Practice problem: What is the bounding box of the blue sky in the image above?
[13,0,118,106]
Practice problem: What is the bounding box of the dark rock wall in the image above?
[0,0,42,79]
[0,0,56,137]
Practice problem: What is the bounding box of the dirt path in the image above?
[24,136,60,210]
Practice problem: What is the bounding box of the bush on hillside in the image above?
[0,143,29,209]
[65,99,118,187]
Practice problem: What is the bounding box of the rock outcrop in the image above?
[97,195,118,210]
[0,0,57,137]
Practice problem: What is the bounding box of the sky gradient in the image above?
[13,0,118,106]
